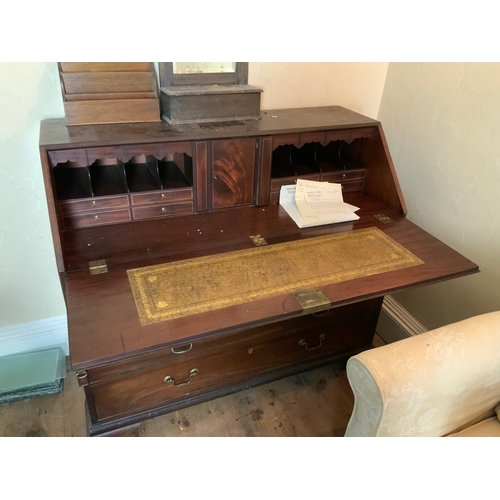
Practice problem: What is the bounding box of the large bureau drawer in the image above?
[87,298,382,421]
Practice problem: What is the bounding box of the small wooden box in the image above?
[160,85,262,124]
[158,62,262,124]
[58,62,161,126]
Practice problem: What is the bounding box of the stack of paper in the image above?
[279,179,360,228]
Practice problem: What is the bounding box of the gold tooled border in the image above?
[127,227,423,325]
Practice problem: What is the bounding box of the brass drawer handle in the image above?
[164,368,199,386]
[171,343,193,355]
[298,334,326,351]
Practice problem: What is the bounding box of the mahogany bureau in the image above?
[39,106,479,435]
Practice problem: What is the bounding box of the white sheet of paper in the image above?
[296,179,343,202]
[294,180,321,223]
[304,190,360,220]
[296,179,359,221]
[279,184,359,228]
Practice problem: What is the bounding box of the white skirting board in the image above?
[376,296,427,344]
[0,316,69,358]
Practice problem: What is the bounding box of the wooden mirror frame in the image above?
[159,62,248,87]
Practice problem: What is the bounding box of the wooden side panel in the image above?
[39,147,65,272]
[357,125,406,214]
[211,138,256,210]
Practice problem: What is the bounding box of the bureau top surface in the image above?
[39,106,379,149]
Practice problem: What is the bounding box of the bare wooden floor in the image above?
[0,336,384,437]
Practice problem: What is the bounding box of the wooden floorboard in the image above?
[0,335,386,437]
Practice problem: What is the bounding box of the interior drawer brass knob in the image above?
[164,368,199,386]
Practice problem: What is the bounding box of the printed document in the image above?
[279,179,359,228]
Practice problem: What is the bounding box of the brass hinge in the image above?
[89,259,108,274]
[293,288,331,314]
[249,234,268,246]
[374,214,393,224]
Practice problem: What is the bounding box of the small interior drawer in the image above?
[62,209,131,229]
[131,201,193,220]
[59,195,129,214]
[130,188,193,206]
[340,180,364,192]
[270,174,321,192]
[320,168,366,183]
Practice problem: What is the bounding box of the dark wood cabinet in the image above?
[39,106,479,435]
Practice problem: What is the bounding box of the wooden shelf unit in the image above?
[39,106,479,435]
[58,62,161,126]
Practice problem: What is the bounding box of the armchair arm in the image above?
[345,311,500,437]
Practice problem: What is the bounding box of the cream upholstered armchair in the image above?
[345,311,500,437]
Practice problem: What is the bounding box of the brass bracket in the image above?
[249,234,268,246]
[293,288,331,314]
[89,259,108,274]
[374,214,393,224]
